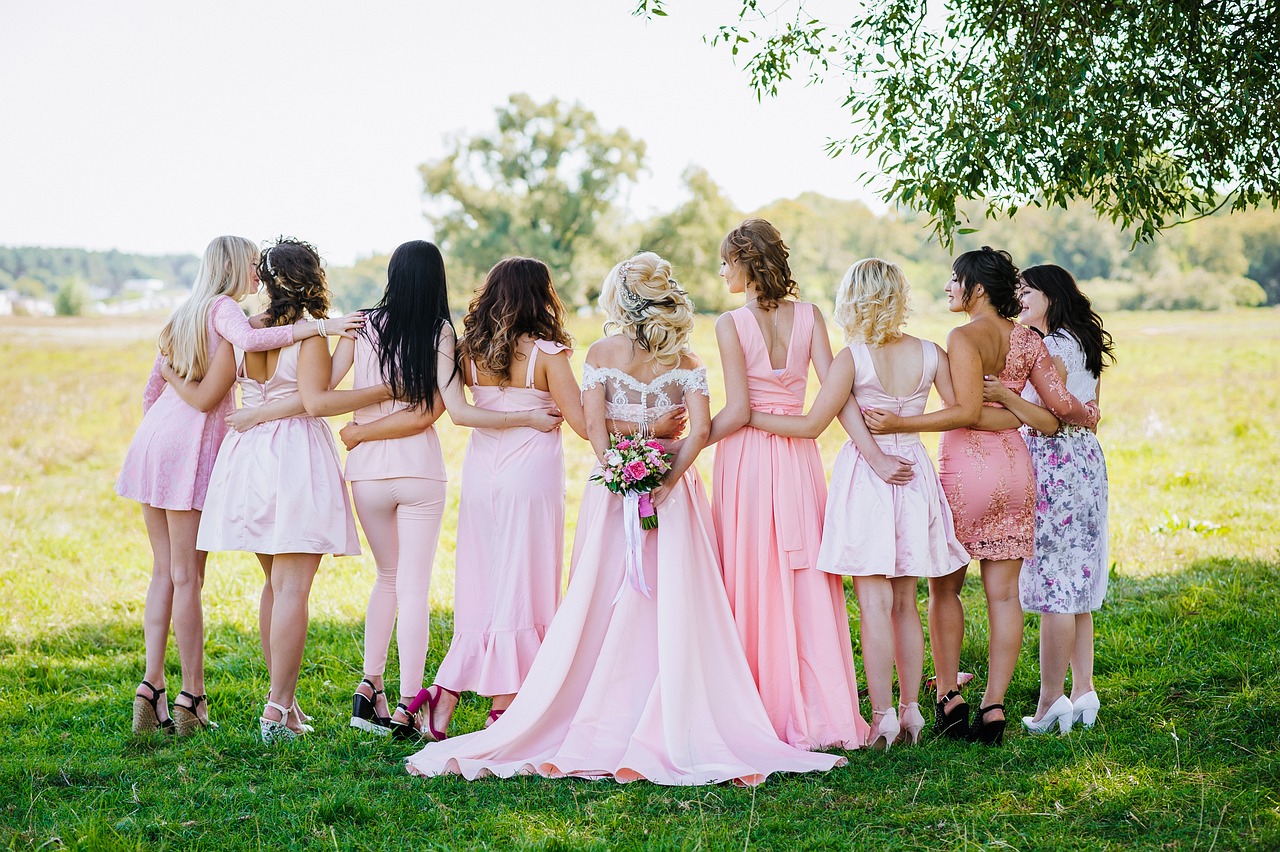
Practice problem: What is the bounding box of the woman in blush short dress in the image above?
[981,264,1113,735]
[404,253,843,786]
[864,247,1098,745]
[194,238,369,743]
[116,234,359,735]
[707,218,867,750]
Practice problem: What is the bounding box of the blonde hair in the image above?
[598,251,694,367]
[158,235,258,380]
[834,258,911,346]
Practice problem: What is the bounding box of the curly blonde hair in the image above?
[834,258,911,346]
[720,218,798,310]
[598,251,694,367]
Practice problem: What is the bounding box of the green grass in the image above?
[1,309,1278,850]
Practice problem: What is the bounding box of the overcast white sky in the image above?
[1,1,878,265]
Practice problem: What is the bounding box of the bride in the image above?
[405,252,844,785]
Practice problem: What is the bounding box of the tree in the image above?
[327,253,390,314]
[635,1,1280,244]
[54,279,89,316]
[422,93,646,304]
[638,167,741,312]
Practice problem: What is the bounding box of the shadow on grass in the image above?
[1,557,1277,850]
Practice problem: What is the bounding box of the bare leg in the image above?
[979,558,1024,722]
[890,576,925,708]
[256,554,273,677]
[1069,612,1096,699]
[138,505,174,722]
[853,576,896,718]
[165,509,207,723]
[928,565,968,713]
[262,553,320,733]
[1030,612,1074,720]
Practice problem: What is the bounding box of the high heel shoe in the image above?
[132,680,175,735]
[1022,695,1074,735]
[260,700,299,744]
[896,702,926,746]
[935,689,969,739]
[969,704,1007,745]
[404,684,459,742]
[172,691,216,736]
[1072,691,1100,728]
[869,707,901,752]
[350,678,391,735]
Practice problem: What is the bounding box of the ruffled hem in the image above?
[433,626,548,696]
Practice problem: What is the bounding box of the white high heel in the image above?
[869,707,901,751]
[1072,691,1100,728]
[260,700,299,744]
[1022,695,1074,735]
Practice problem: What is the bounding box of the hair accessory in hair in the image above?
[264,247,276,277]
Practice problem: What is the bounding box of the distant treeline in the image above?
[6,193,1279,315]
[0,246,200,300]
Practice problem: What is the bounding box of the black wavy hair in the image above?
[363,240,455,408]
[1020,264,1116,378]
[952,246,1021,319]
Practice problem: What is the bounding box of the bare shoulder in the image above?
[586,334,628,367]
[678,350,705,371]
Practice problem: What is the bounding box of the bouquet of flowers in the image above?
[591,434,672,530]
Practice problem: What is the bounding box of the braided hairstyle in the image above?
[599,251,694,367]
[720,218,798,310]
[258,237,330,326]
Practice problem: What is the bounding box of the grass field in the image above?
[1,308,1278,850]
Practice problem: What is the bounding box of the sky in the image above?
[0,1,878,266]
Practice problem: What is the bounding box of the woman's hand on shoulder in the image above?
[328,311,366,339]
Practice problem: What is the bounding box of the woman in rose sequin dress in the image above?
[864,247,1098,744]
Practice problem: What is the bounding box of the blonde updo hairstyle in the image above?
[720,218,798,310]
[834,258,911,346]
[599,251,694,367]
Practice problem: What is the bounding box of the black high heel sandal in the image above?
[350,678,391,735]
[969,703,1007,745]
[132,680,175,735]
[935,689,969,740]
[172,691,215,736]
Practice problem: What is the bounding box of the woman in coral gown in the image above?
[405,252,844,785]
[707,218,867,750]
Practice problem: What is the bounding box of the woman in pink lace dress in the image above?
[116,235,359,735]
[864,247,1098,745]
[707,218,867,750]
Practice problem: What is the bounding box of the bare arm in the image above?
[864,328,984,434]
[543,351,588,439]
[437,328,562,432]
[707,313,751,446]
[982,377,1060,434]
[161,341,236,413]
[582,376,611,462]
[297,337,389,417]
[809,303,835,382]
[750,347,854,439]
[339,397,444,450]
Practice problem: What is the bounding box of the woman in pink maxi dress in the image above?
[405,253,843,785]
[116,234,357,735]
[708,219,867,750]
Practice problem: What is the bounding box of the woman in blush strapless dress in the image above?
[864,247,1098,745]
[405,253,843,785]
[116,234,359,736]
[750,258,974,750]
[707,218,867,751]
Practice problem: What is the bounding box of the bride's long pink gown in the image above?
[405,364,845,786]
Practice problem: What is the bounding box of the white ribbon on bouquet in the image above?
[613,491,653,604]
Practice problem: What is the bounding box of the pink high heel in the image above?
[405,684,459,741]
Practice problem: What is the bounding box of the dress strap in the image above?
[524,344,539,388]
[468,357,478,386]
[916,337,936,395]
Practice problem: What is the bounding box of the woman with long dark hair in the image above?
[981,264,1113,734]
[864,247,1099,744]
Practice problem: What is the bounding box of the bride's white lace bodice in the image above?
[581,364,709,434]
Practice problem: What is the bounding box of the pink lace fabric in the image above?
[937,324,1098,560]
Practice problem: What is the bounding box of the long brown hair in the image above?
[720,218,798,310]
[460,257,571,384]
